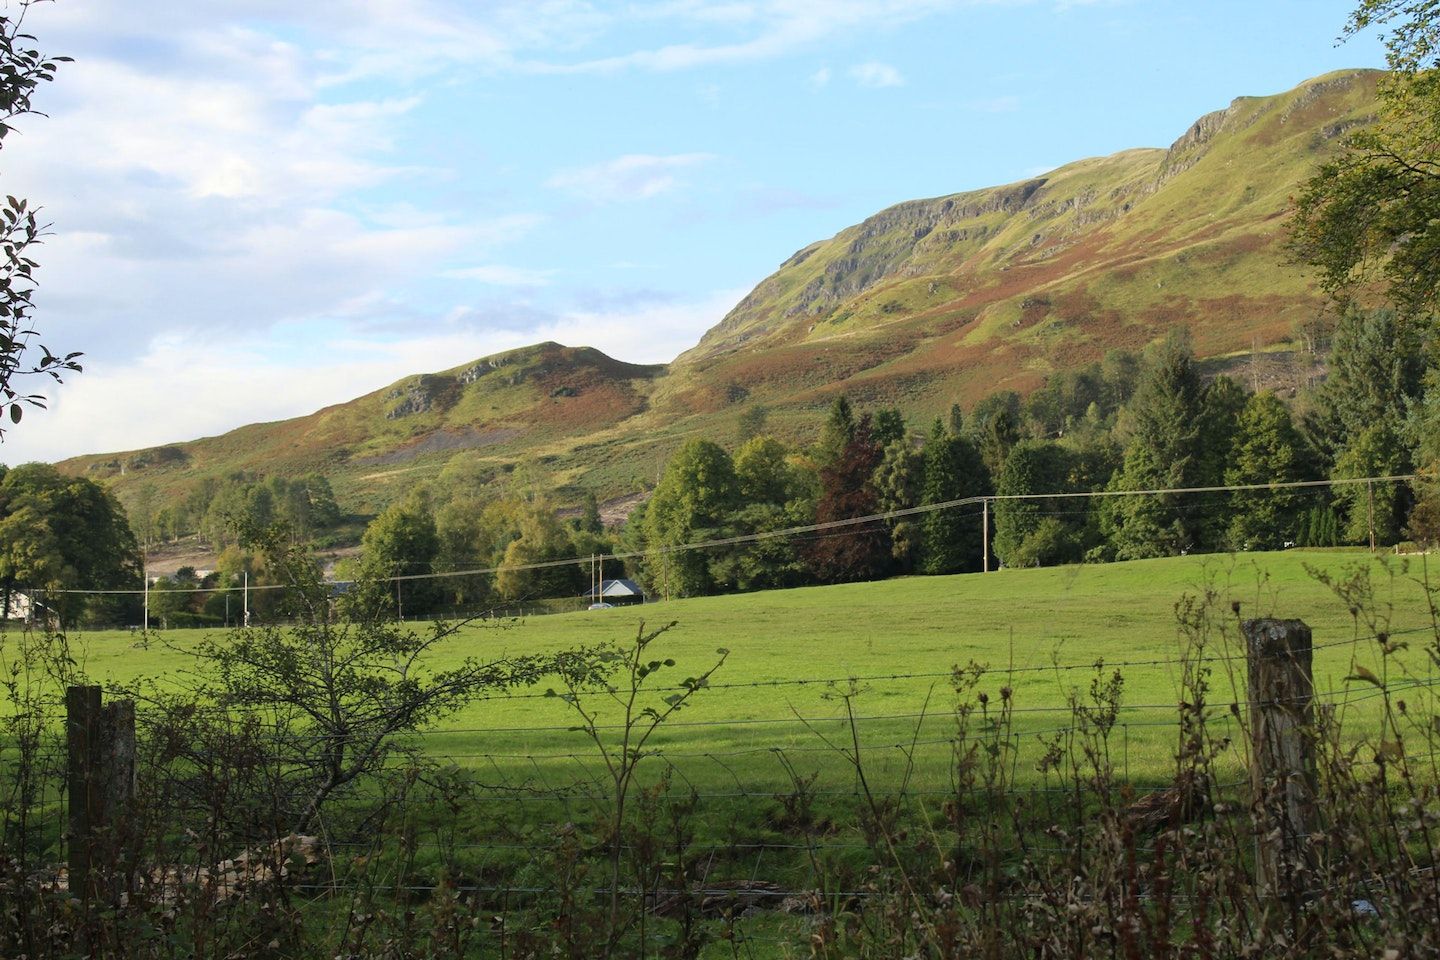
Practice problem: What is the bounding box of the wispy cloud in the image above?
[808,66,832,88]
[546,153,715,202]
[528,0,964,73]
[18,285,749,461]
[850,61,905,88]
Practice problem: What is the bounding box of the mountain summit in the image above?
[60,70,1381,514]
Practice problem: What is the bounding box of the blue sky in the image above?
[3,0,1385,463]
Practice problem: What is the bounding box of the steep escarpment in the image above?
[59,70,1384,518]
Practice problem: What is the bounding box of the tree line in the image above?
[629,308,1434,601]
[323,303,1435,614]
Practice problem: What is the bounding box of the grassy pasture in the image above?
[58,548,1440,800]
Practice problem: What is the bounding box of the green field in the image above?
[59,547,1440,799]
[13,547,1439,958]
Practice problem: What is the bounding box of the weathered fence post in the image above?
[66,684,101,904]
[66,685,137,913]
[1243,618,1318,908]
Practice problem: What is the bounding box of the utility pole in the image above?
[243,571,249,627]
[1367,479,1376,553]
[142,554,149,632]
[982,498,990,573]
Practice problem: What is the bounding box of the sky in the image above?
[0,0,1387,464]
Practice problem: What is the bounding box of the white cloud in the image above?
[850,61,905,88]
[3,287,748,462]
[535,287,747,365]
[527,0,967,73]
[445,265,559,286]
[546,153,715,202]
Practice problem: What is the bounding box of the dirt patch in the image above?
[555,491,648,527]
[143,537,220,577]
[354,427,523,467]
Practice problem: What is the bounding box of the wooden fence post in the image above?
[1243,618,1319,907]
[66,685,137,910]
[65,684,102,905]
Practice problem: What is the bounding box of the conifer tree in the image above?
[1225,392,1309,549]
[1105,333,1209,559]
[918,420,991,574]
[993,440,1085,567]
[815,395,856,468]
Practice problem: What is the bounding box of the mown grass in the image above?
[58,548,1439,800]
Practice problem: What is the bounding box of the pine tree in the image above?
[918,420,992,574]
[874,437,922,569]
[815,395,856,468]
[1106,333,1208,559]
[993,440,1085,567]
[1225,392,1309,550]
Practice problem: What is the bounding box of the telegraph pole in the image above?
[142,553,149,632]
[1367,479,1376,553]
[982,498,990,573]
[243,571,249,627]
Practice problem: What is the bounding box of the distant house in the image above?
[597,578,645,606]
[2,591,48,623]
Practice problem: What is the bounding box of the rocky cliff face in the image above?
[59,70,1387,513]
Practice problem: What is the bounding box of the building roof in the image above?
[599,578,644,598]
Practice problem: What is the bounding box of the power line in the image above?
[38,473,1418,597]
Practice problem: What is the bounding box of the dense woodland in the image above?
[2,304,1434,627]
[339,304,1435,609]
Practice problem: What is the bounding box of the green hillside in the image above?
[63,342,666,514]
[56,70,1383,519]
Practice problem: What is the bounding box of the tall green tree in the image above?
[969,391,1022,477]
[643,438,739,599]
[1291,2,1440,317]
[1105,334,1211,559]
[918,420,991,574]
[495,501,583,601]
[993,440,1088,568]
[872,408,907,448]
[0,463,140,625]
[734,435,797,506]
[1225,392,1311,550]
[1305,308,1427,463]
[361,492,442,615]
[815,395,856,468]
[1333,421,1410,545]
[873,436,923,570]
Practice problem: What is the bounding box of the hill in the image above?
[57,70,1383,518]
[64,342,665,513]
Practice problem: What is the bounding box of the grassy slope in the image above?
[66,548,1437,793]
[61,342,666,516]
[55,71,1383,522]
